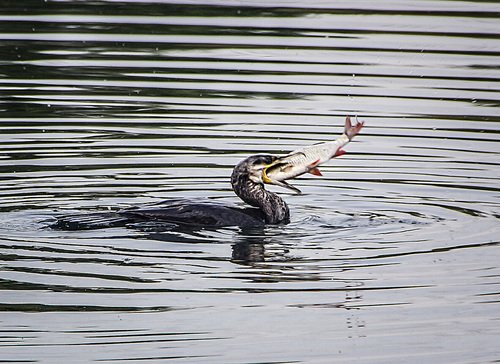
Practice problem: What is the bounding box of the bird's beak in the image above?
[262,160,302,194]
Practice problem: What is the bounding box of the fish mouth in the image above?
[262,159,302,194]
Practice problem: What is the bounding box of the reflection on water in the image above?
[1,0,499,363]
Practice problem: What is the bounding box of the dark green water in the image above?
[0,1,499,363]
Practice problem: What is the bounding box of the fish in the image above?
[262,116,364,193]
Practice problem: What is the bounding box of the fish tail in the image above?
[344,116,364,140]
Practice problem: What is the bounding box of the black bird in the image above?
[53,154,290,230]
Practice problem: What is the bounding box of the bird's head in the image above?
[231,154,291,223]
[231,154,301,194]
[232,154,278,185]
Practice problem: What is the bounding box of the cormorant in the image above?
[53,154,290,230]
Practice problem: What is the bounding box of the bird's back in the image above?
[52,200,266,230]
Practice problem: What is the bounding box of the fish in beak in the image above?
[262,160,303,194]
[261,116,364,193]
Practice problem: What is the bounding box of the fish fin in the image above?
[344,115,364,140]
[307,159,321,169]
[334,148,346,157]
[308,167,323,176]
[345,115,352,130]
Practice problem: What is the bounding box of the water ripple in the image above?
[1,1,499,363]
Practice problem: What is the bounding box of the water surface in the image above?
[1,1,499,363]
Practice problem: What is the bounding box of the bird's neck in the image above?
[231,176,289,225]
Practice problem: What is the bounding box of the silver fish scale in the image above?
[266,133,350,182]
[287,134,349,165]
